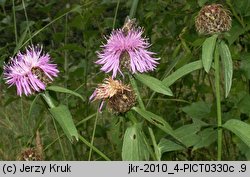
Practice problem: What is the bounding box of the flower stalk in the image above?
[214,43,222,161]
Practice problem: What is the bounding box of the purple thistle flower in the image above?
[3,45,59,96]
[96,28,159,78]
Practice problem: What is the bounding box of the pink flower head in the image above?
[96,28,159,78]
[3,45,59,96]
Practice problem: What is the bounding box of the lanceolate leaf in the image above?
[135,74,173,96]
[223,119,250,148]
[193,128,217,150]
[163,60,203,87]
[49,105,78,142]
[202,34,218,73]
[47,85,84,101]
[174,124,201,148]
[132,107,173,134]
[158,138,185,155]
[219,41,233,98]
[122,123,150,160]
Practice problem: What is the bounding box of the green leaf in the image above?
[49,105,78,142]
[198,0,210,6]
[225,23,245,45]
[240,55,250,80]
[46,85,84,101]
[202,34,218,73]
[132,107,185,145]
[163,60,203,87]
[174,124,201,147]
[193,128,217,150]
[182,101,211,119]
[122,123,149,160]
[13,21,34,55]
[135,74,173,96]
[219,41,233,98]
[233,137,250,160]
[158,139,185,155]
[132,107,174,136]
[238,94,250,116]
[28,94,41,120]
[223,119,250,148]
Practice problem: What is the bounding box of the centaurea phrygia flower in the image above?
[3,45,59,96]
[96,18,159,78]
[90,77,136,113]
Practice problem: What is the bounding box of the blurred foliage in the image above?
[0,0,250,160]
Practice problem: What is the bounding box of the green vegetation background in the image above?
[0,0,250,160]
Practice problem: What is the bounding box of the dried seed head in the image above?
[108,88,136,114]
[195,4,232,35]
[91,77,131,101]
[90,77,136,113]
[17,148,42,161]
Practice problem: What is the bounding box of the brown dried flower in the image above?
[195,4,232,35]
[17,148,42,161]
[90,77,136,114]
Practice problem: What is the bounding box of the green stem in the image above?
[64,14,69,103]
[17,6,80,54]
[20,97,25,132]
[41,92,66,160]
[214,44,222,161]
[88,111,99,161]
[146,46,182,108]
[12,0,17,44]
[226,0,245,28]
[78,134,111,161]
[112,0,120,29]
[41,92,55,108]
[21,0,32,43]
[129,0,139,18]
[51,113,66,160]
[148,127,160,161]
[126,111,138,124]
[129,74,145,110]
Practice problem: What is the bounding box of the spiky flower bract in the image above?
[3,45,59,96]
[195,4,232,35]
[90,77,136,113]
[96,27,159,78]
